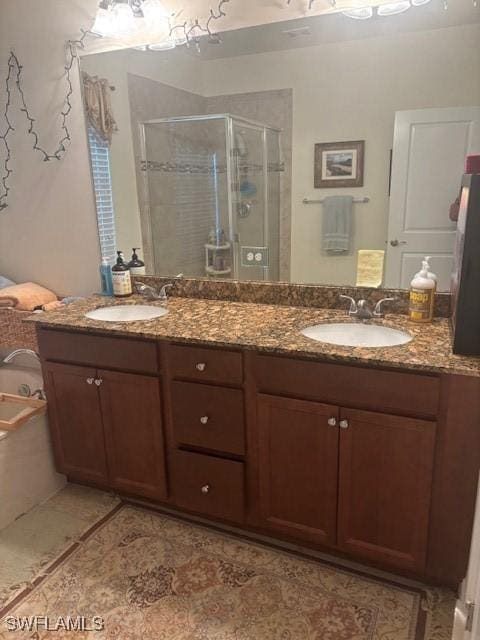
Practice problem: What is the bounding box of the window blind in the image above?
[88,127,117,263]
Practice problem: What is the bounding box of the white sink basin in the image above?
[85,305,168,322]
[301,322,412,348]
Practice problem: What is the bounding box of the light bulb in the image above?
[110,2,137,37]
[377,1,412,16]
[342,6,374,19]
[91,7,115,37]
[141,0,172,48]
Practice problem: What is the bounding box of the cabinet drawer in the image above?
[172,382,245,455]
[37,328,159,374]
[255,354,440,418]
[168,344,243,385]
[171,450,245,523]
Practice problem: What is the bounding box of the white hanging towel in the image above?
[322,195,354,254]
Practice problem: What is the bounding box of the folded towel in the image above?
[0,276,15,289]
[356,250,385,287]
[322,195,354,254]
[42,300,63,312]
[0,282,57,311]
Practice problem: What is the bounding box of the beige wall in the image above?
[202,23,480,285]
[0,0,101,296]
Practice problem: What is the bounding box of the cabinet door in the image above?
[257,394,339,546]
[44,362,108,484]
[99,369,167,500]
[338,408,436,571]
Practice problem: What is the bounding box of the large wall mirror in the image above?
[80,1,480,292]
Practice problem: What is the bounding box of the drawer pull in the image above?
[86,377,95,385]
[201,484,211,494]
[339,419,349,429]
[196,362,206,372]
[94,378,103,387]
[199,415,209,425]
[327,417,337,427]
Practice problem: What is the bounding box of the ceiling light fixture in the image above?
[377,0,412,15]
[342,6,374,19]
[91,0,230,50]
[336,0,478,20]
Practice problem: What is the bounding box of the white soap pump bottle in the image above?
[409,258,436,323]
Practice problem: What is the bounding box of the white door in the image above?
[385,107,480,291]
[453,475,480,640]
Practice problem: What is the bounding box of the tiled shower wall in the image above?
[206,90,292,281]
[127,73,292,280]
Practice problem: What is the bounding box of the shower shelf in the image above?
[205,266,232,276]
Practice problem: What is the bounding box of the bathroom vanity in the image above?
[32,294,480,589]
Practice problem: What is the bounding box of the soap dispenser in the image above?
[99,257,113,296]
[408,258,436,323]
[128,248,146,276]
[112,251,132,298]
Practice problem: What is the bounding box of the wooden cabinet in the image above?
[44,361,167,500]
[39,328,480,587]
[44,362,108,484]
[257,394,339,546]
[337,408,436,572]
[256,395,436,572]
[99,370,167,500]
[171,381,245,455]
[172,450,245,524]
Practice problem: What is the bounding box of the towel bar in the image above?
[303,196,370,204]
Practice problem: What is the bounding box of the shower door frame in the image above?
[139,114,282,280]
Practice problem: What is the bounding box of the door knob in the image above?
[339,419,349,429]
[390,239,408,247]
[200,416,209,425]
[327,417,337,427]
[86,377,95,385]
[94,379,103,386]
[196,363,206,372]
[201,484,211,494]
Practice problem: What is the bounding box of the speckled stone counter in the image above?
[27,295,480,377]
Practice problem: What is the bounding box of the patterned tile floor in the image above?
[0,485,455,639]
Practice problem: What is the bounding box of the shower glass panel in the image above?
[140,114,281,280]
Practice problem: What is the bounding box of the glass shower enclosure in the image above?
[139,114,282,281]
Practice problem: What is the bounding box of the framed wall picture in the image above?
[314,140,365,188]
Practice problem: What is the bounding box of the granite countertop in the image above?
[28,295,480,377]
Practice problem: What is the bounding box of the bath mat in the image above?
[0,503,453,639]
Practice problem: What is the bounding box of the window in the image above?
[87,127,117,263]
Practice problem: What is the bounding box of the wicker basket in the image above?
[0,308,39,351]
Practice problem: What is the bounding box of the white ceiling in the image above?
[191,0,480,59]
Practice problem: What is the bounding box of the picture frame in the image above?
[314,140,365,188]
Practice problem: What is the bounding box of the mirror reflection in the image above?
[80,3,480,291]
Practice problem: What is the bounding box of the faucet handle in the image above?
[159,283,174,300]
[339,295,358,314]
[374,297,396,317]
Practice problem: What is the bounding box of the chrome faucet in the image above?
[340,295,396,319]
[2,349,41,365]
[135,282,174,302]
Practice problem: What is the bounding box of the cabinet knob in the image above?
[86,377,95,385]
[339,419,349,429]
[201,484,211,494]
[200,416,209,425]
[94,379,103,386]
[327,417,337,427]
[196,363,206,372]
